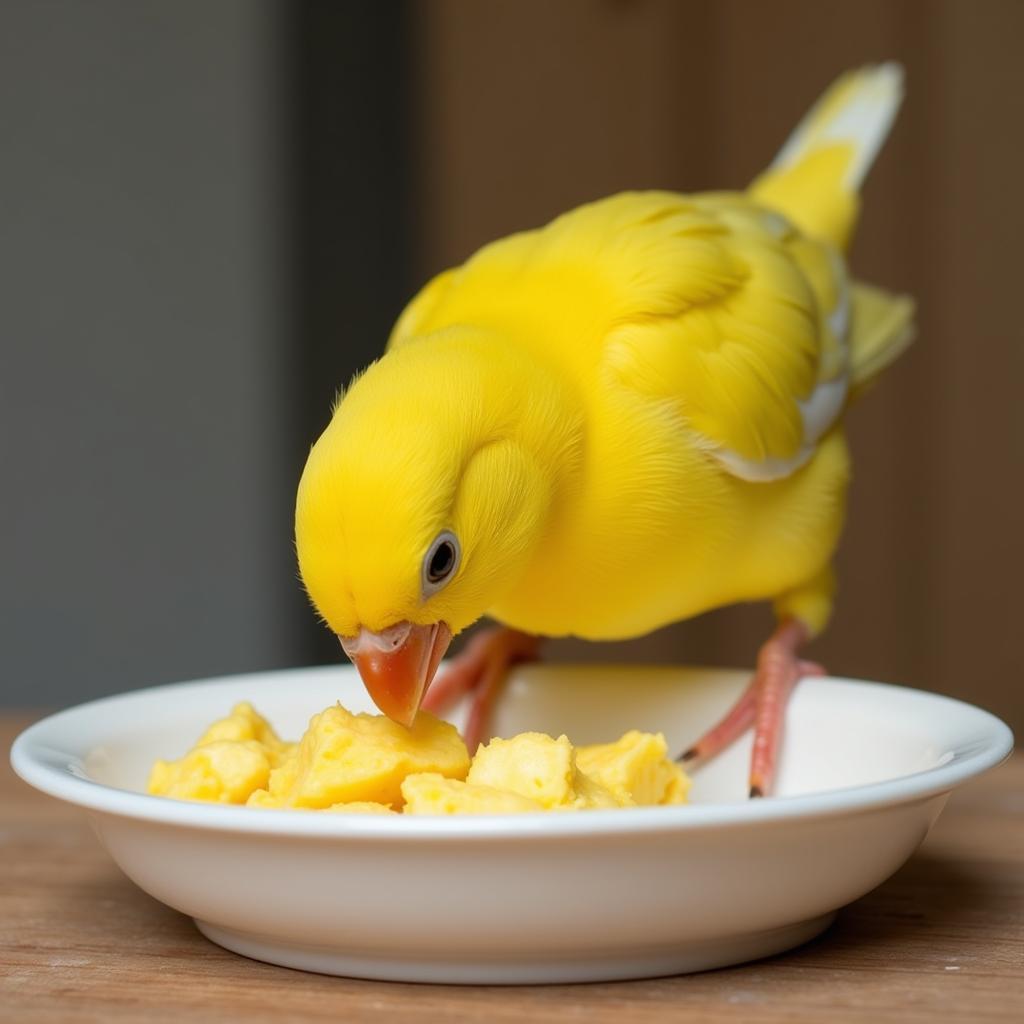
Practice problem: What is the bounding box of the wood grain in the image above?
[3,713,1021,1023]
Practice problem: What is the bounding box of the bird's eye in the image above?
[422,531,461,596]
[429,543,455,580]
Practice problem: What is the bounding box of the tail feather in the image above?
[750,63,904,249]
[847,282,915,399]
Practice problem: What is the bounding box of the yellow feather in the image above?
[296,67,912,644]
[848,282,916,398]
[751,147,859,249]
[750,63,904,248]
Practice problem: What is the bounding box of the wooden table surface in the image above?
[2,713,1021,1023]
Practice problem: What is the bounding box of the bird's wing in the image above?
[384,190,909,484]
[599,192,851,482]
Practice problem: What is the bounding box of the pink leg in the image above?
[680,619,824,798]
[680,677,759,768]
[422,626,542,752]
[419,628,500,713]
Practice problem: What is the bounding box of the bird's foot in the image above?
[421,626,542,753]
[680,619,824,798]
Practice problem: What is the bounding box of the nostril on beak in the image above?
[341,622,414,660]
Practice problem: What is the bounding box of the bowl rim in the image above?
[9,667,1014,842]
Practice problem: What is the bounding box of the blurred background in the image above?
[2,0,1021,732]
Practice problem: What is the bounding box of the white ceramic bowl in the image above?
[10,664,1013,984]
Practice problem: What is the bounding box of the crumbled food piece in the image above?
[467,732,577,808]
[467,732,623,809]
[254,704,469,810]
[148,740,271,804]
[196,701,295,767]
[577,730,692,806]
[149,702,691,814]
[568,767,625,810]
[402,773,545,814]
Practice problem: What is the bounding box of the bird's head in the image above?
[296,330,576,726]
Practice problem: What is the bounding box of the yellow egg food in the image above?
[147,702,690,814]
[146,702,295,804]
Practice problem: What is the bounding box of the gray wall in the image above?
[1,1,301,704]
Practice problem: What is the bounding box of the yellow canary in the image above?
[296,65,913,792]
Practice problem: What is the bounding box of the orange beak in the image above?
[340,621,452,726]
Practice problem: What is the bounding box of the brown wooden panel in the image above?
[923,0,1024,715]
[410,0,1024,731]
[411,0,713,272]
